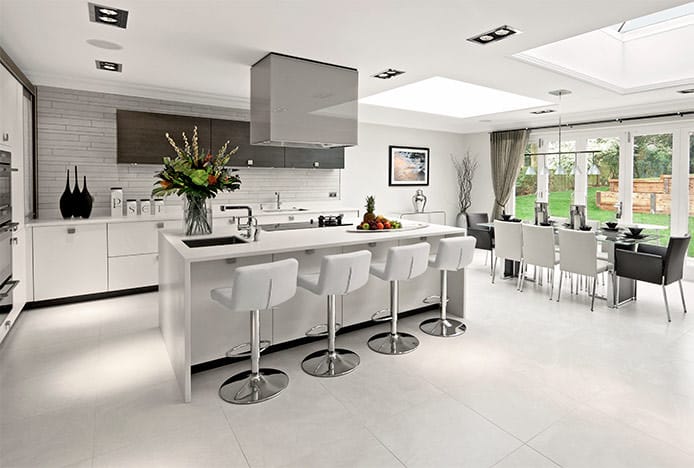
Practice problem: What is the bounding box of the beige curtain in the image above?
[490,129,529,219]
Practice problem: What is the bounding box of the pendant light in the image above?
[525,165,537,176]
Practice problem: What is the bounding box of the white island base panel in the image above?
[158,223,467,402]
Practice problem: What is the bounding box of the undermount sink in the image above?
[183,236,248,248]
[260,207,309,213]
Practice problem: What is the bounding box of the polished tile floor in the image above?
[1,252,694,467]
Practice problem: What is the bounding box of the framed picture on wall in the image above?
[388,145,429,186]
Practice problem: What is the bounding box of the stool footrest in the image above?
[371,309,392,322]
[225,340,271,358]
[422,295,450,305]
[305,323,342,338]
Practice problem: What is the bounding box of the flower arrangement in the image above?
[152,126,241,198]
[152,126,241,235]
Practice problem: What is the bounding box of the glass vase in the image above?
[183,194,213,236]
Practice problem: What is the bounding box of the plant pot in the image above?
[183,194,213,236]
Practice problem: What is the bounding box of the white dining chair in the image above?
[492,220,523,287]
[520,224,559,299]
[556,229,610,311]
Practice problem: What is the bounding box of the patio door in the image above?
[622,128,679,243]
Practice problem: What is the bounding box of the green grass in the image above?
[515,186,694,256]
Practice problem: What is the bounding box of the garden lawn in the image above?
[515,186,694,256]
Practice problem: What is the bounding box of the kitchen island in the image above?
[159,222,467,402]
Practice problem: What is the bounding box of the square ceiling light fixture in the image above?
[468,25,519,45]
[359,76,552,119]
[88,3,129,28]
[96,60,122,72]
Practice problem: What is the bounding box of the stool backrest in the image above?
[493,220,523,262]
[558,228,598,276]
[230,258,298,311]
[383,242,431,281]
[431,236,476,271]
[522,224,556,269]
[465,212,489,228]
[317,250,372,296]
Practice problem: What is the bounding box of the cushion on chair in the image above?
[614,249,663,284]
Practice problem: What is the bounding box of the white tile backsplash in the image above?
[37,86,340,219]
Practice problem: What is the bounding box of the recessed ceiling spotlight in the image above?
[548,89,572,96]
[530,109,557,114]
[372,68,405,79]
[95,60,122,72]
[88,2,128,29]
[677,88,694,94]
[468,25,520,45]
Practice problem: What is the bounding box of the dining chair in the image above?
[557,228,609,311]
[614,235,690,322]
[492,220,523,287]
[520,224,559,299]
[466,212,494,275]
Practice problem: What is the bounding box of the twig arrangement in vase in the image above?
[451,151,478,227]
[152,126,241,236]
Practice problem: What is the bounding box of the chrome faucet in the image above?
[274,192,281,210]
[236,215,259,241]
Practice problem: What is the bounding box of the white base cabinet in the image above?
[108,254,159,291]
[32,224,108,301]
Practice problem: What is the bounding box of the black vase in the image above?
[59,169,73,218]
[78,176,93,219]
[71,166,81,217]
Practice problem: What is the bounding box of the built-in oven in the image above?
[0,150,17,309]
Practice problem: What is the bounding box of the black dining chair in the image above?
[614,235,690,322]
[465,212,495,275]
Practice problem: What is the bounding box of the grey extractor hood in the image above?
[250,53,358,149]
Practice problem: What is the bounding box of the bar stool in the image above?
[368,242,431,355]
[210,258,299,404]
[420,236,476,337]
[299,250,372,377]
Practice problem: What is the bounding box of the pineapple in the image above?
[363,195,376,223]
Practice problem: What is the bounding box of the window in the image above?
[545,139,576,218]
[586,137,620,223]
[631,133,673,242]
[688,132,694,257]
[514,142,538,220]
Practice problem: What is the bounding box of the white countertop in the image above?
[162,222,466,263]
[28,203,359,228]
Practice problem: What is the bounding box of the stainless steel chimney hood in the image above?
[250,53,358,149]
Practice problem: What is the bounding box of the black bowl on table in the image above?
[509,218,522,223]
[605,221,618,229]
[501,214,512,221]
[627,226,644,237]
[579,225,592,231]
[540,222,552,227]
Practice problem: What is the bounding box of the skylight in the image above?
[607,2,694,34]
[359,77,552,119]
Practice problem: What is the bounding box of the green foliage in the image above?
[633,134,672,178]
[152,126,241,198]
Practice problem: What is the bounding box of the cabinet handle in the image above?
[11,168,18,172]
[67,227,76,234]
[10,237,17,245]
[305,249,315,255]
[2,133,8,142]
[225,258,237,264]
[156,222,164,229]
[368,242,377,247]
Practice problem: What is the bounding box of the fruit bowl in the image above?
[501,214,512,221]
[356,216,401,231]
[605,221,618,229]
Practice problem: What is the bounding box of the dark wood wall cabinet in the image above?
[117,110,344,168]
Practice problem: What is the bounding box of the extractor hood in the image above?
[250,53,358,149]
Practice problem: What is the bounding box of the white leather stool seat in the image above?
[429,236,477,271]
[370,242,430,282]
[298,250,372,296]
[210,258,298,312]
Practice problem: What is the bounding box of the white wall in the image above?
[343,122,491,225]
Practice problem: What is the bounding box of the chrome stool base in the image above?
[368,331,419,355]
[301,348,360,377]
[219,368,289,405]
[419,317,466,337]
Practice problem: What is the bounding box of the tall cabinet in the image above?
[0,63,28,344]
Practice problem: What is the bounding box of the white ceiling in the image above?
[1,0,693,134]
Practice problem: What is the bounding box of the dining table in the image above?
[475,220,664,309]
